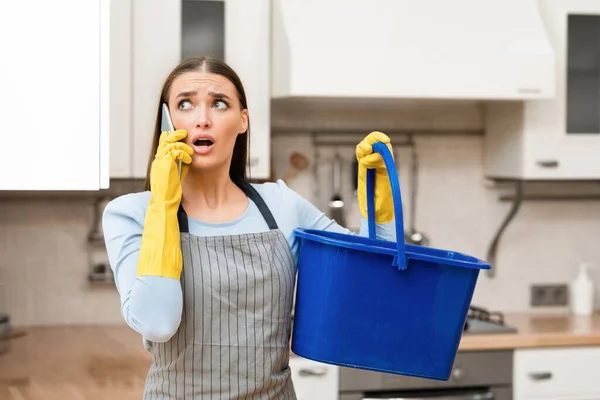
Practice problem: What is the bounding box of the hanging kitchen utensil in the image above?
[404,137,429,246]
[282,152,310,183]
[328,152,346,227]
[352,157,359,197]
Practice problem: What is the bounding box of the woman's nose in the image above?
[194,110,211,129]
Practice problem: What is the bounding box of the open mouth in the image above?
[194,139,214,147]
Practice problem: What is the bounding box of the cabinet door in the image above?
[514,347,600,400]
[0,0,109,190]
[109,0,133,178]
[225,0,271,180]
[526,0,600,179]
[131,0,181,178]
[290,357,339,400]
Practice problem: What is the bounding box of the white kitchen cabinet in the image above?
[271,0,554,101]
[0,0,110,190]
[484,0,600,180]
[290,356,339,400]
[224,0,271,180]
[109,0,180,179]
[109,0,271,180]
[109,0,133,178]
[514,346,600,400]
[130,0,182,179]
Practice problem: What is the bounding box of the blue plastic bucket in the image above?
[291,142,490,381]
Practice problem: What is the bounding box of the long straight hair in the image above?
[143,56,250,190]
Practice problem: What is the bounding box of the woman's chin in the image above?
[189,156,226,173]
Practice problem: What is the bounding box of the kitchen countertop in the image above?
[459,312,600,351]
[1,314,598,399]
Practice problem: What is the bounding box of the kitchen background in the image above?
[2,101,600,327]
[2,0,600,399]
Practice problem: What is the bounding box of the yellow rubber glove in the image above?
[137,129,193,279]
[356,131,395,224]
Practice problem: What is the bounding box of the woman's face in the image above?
[168,71,248,173]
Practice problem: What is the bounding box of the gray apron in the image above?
[143,179,297,399]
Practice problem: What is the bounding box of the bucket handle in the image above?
[366,142,407,270]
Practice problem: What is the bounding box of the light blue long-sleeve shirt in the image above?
[102,179,396,345]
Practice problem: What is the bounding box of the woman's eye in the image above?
[178,99,192,110]
[214,100,228,109]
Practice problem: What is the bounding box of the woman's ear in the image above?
[239,109,249,134]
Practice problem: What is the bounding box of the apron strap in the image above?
[233,177,279,230]
[177,203,190,233]
[176,178,279,233]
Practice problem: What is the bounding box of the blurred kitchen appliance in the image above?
[339,305,516,399]
[339,350,513,400]
[464,305,518,334]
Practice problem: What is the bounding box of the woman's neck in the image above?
[180,168,248,223]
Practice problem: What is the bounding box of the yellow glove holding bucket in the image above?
[356,131,395,224]
[137,129,194,279]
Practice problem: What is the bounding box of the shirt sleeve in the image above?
[102,193,183,344]
[274,179,397,241]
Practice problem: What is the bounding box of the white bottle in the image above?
[570,263,595,316]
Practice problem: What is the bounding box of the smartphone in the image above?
[161,103,182,177]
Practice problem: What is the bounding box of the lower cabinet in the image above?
[290,356,339,400]
[514,346,600,400]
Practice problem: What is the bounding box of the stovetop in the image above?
[463,305,518,334]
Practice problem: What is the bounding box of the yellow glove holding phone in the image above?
[356,131,395,224]
[137,129,193,279]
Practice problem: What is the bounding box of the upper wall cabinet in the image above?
[109,0,133,179]
[271,0,555,101]
[129,0,182,179]
[223,0,271,180]
[484,0,600,180]
[110,0,271,181]
[0,0,109,190]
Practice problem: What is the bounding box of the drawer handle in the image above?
[529,371,553,380]
[536,160,559,168]
[363,392,494,400]
[298,367,327,377]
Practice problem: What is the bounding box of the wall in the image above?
[2,102,600,327]
[0,197,124,327]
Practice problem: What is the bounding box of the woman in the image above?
[103,56,397,399]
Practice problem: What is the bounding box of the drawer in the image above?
[290,356,339,400]
[514,347,600,400]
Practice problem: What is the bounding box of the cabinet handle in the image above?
[536,160,559,168]
[363,391,494,400]
[298,367,327,377]
[529,371,552,380]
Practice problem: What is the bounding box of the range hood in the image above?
[271,0,556,101]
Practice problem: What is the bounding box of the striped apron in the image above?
[143,179,297,399]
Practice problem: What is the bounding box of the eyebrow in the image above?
[174,90,232,100]
[208,91,232,100]
[175,90,197,99]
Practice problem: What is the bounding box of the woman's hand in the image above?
[137,129,193,279]
[356,131,395,224]
[150,129,194,201]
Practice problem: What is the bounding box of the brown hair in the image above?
[143,56,250,190]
